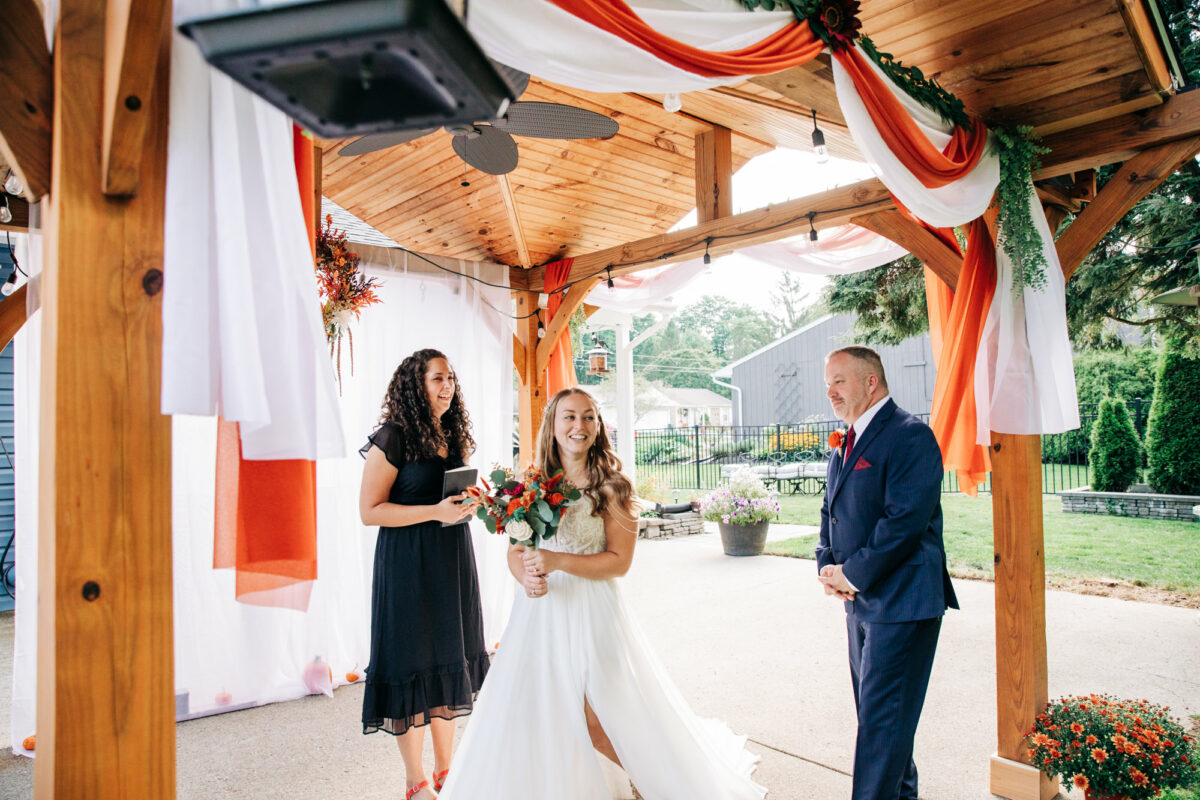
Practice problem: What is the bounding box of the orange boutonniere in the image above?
[828,429,846,450]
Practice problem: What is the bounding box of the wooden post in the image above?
[514,291,545,467]
[694,126,732,224]
[35,0,175,795]
[988,433,1057,800]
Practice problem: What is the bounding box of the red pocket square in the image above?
[854,457,872,471]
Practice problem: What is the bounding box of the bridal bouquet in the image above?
[469,467,581,547]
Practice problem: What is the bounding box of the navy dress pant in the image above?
[845,609,942,800]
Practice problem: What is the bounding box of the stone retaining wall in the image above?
[1060,487,1200,521]
[638,511,705,539]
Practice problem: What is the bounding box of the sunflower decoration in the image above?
[315,214,382,387]
[812,0,862,51]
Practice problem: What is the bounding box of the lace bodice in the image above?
[541,494,607,555]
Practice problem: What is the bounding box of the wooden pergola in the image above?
[0,0,1198,797]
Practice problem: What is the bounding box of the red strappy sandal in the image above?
[406,780,430,800]
[432,769,449,791]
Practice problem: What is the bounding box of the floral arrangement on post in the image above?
[314,214,382,385]
[698,466,780,526]
[470,467,582,546]
[1027,694,1196,800]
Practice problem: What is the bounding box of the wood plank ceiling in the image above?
[318,0,1175,270]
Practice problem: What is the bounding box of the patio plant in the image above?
[1145,339,1200,495]
[699,466,780,556]
[1027,694,1196,800]
[1089,398,1142,492]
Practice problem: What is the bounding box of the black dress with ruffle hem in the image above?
[359,423,490,735]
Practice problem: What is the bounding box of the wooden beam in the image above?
[1057,136,1200,280]
[746,54,846,128]
[514,291,544,468]
[511,333,526,378]
[537,277,599,376]
[525,178,893,291]
[496,174,532,269]
[102,0,171,195]
[1038,88,1200,179]
[313,145,323,239]
[0,0,53,200]
[1032,184,1081,214]
[850,210,961,290]
[1117,0,1175,94]
[36,0,175,794]
[1043,204,1070,239]
[1072,169,1097,203]
[989,432,1057,800]
[0,194,31,233]
[0,284,29,350]
[694,126,732,224]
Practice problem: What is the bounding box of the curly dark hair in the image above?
[378,348,475,463]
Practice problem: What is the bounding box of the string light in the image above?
[807,212,818,242]
[605,265,615,292]
[3,171,21,197]
[811,109,829,164]
[536,309,545,339]
[702,238,712,265]
[0,195,11,225]
[0,270,16,297]
[662,92,682,113]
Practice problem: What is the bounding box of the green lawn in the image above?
[764,494,1200,597]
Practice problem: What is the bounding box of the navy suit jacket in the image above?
[816,398,958,623]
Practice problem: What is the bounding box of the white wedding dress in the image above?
[439,496,768,800]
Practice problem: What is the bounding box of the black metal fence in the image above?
[620,402,1147,496]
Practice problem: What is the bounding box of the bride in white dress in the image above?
[438,387,767,800]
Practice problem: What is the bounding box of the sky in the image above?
[664,147,876,314]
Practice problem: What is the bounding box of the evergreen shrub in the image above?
[1145,340,1200,495]
[1087,398,1141,492]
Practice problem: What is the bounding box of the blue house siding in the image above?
[729,313,936,427]
[0,244,15,612]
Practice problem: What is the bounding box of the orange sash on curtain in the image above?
[212,124,319,610]
[833,47,988,188]
[547,0,824,77]
[919,216,996,496]
[543,259,577,396]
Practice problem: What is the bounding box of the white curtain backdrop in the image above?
[11,250,515,754]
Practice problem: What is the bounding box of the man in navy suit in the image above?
[816,346,958,800]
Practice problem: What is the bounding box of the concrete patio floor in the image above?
[0,523,1197,799]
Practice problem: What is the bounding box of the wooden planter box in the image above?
[1059,486,1200,521]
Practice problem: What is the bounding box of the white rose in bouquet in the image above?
[506,518,534,543]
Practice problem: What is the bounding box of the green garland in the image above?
[735,0,818,18]
[858,36,970,130]
[991,126,1050,294]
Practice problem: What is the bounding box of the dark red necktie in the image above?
[844,426,856,465]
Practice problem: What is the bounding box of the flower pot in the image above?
[717,521,769,557]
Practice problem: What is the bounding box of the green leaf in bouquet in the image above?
[535,499,552,522]
[528,514,546,536]
[484,515,497,534]
[542,529,555,541]
[501,481,520,491]
[490,469,507,485]
[475,506,489,520]
[508,536,517,545]
[565,487,581,500]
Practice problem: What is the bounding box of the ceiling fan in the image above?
[336,62,619,175]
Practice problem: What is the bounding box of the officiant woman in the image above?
[359,348,488,800]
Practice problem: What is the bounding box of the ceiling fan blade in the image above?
[491,102,619,140]
[337,128,437,157]
[489,59,530,99]
[452,126,519,175]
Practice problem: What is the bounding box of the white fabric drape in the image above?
[12,250,515,753]
[974,181,1080,439]
[469,0,794,93]
[162,0,344,461]
[737,224,907,275]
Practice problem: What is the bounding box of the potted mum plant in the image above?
[699,466,780,557]
[1027,694,1196,800]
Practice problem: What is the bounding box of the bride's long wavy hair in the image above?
[378,348,475,463]
[535,388,635,519]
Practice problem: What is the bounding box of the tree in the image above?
[769,272,827,333]
[674,296,778,361]
[1144,338,1200,495]
[1087,398,1142,492]
[825,255,929,344]
[593,371,661,427]
[1073,348,1158,409]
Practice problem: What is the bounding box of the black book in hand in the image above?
[440,466,478,527]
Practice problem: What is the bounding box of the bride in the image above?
[438,387,767,799]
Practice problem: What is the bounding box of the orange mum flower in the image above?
[1092,748,1108,763]
[1072,775,1089,790]
[1070,723,1085,734]
[1129,768,1149,787]
[1085,735,1098,746]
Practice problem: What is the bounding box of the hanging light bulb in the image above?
[808,212,819,242]
[662,92,682,113]
[606,266,615,292]
[702,238,712,265]
[0,270,17,297]
[536,311,546,339]
[0,196,12,225]
[3,171,21,197]
[810,109,829,164]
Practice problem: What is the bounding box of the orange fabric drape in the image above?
[212,124,320,610]
[921,216,997,496]
[833,46,988,188]
[547,0,824,77]
[543,259,578,396]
